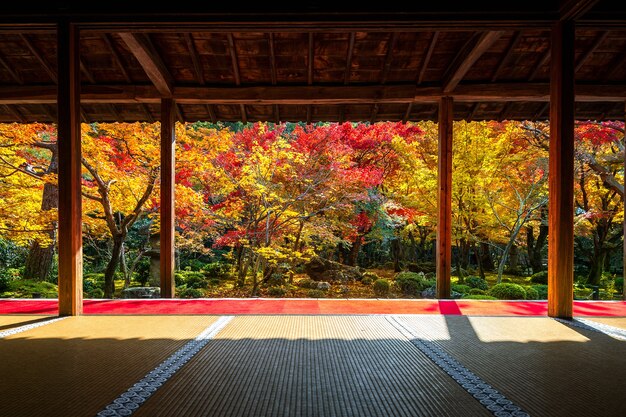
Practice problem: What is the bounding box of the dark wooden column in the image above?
[57,21,82,316]
[548,21,575,318]
[623,102,626,301]
[437,97,453,299]
[160,98,176,298]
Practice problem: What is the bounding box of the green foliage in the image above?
[361,271,379,285]
[297,278,319,289]
[616,277,623,293]
[83,273,104,294]
[0,270,12,292]
[373,279,390,297]
[488,283,527,300]
[267,287,286,297]
[177,286,204,298]
[395,272,430,296]
[176,271,209,289]
[1,279,57,298]
[530,271,548,284]
[466,276,488,290]
[452,284,471,294]
[463,294,498,300]
[469,288,486,295]
[532,284,548,299]
[524,286,539,300]
[306,289,325,298]
[203,262,230,279]
[86,288,104,298]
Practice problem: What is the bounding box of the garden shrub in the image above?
[530,271,548,285]
[532,284,548,299]
[452,284,471,294]
[466,276,488,290]
[86,288,104,298]
[524,286,539,300]
[83,274,104,293]
[469,288,486,295]
[306,289,325,298]
[463,294,498,300]
[616,277,623,293]
[208,278,221,286]
[298,278,318,289]
[267,287,286,297]
[0,270,11,292]
[178,271,209,289]
[488,283,527,300]
[177,287,203,298]
[203,262,229,278]
[361,271,379,285]
[373,279,390,297]
[267,273,286,286]
[395,272,430,296]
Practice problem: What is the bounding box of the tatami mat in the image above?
[0,315,52,331]
[585,317,626,330]
[133,316,490,417]
[400,316,626,417]
[0,316,218,417]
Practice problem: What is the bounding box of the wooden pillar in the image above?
[160,98,176,298]
[548,21,575,318]
[623,102,626,301]
[57,21,82,316]
[437,97,453,299]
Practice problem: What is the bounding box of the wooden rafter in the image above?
[3,104,26,123]
[307,32,314,85]
[118,32,173,96]
[380,32,398,84]
[273,104,280,124]
[468,103,481,121]
[39,103,55,122]
[498,102,514,121]
[443,31,504,93]
[601,45,626,81]
[535,102,550,119]
[0,54,22,84]
[559,0,600,21]
[306,105,312,124]
[175,103,184,123]
[575,31,607,72]
[184,33,204,85]
[268,33,277,85]
[80,57,95,84]
[240,104,247,123]
[417,31,438,85]
[529,47,551,81]
[402,102,413,122]
[370,103,379,123]
[344,32,355,85]
[101,34,132,83]
[491,31,522,82]
[227,33,241,85]
[108,104,123,122]
[20,34,57,83]
[141,103,154,123]
[205,104,217,123]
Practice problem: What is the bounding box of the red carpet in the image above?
[1,298,625,316]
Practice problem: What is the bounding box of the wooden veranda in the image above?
[0,1,625,317]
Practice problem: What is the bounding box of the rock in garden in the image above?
[120,287,161,299]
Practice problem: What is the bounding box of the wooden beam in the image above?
[529,48,551,81]
[437,96,453,299]
[80,57,95,84]
[141,103,154,123]
[535,102,550,120]
[184,33,204,85]
[601,48,626,82]
[491,31,522,82]
[575,31,607,72]
[101,33,132,83]
[370,103,379,123]
[306,105,312,124]
[20,34,57,83]
[175,103,184,123]
[417,31,438,85]
[39,103,55,122]
[108,104,123,122]
[624,101,626,301]
[344,32,355,85]
[339,105,345,123]
[240,104,247,123]
[206,104,217,123]
[3,104,26,123]
[498,102,514,121]
[380,32,398,84]
[268,33,277,85]
[57,21,82,316]
[118,32,173,96]
[402,102,413,122]
[3,83,626,105]
[559,0,600,21]
[227,33,241,86]
[548,20,575,319]
[308,32,314,85]
[467,102,481,121]
[160,98,175,298]
[0,54,23,84]
[273,104,280,124]
[443,31,504,93]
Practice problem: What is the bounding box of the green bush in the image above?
[306,289,325,298]
[469,288,486,295]
[395,272,430,296]
[452,284,471,294]
[466,276,489,290]
[208,278,221,286]
[615,277,623,293]
[203,262,229,278]
[530,271,548,284]
[298,278,318,289]
[267,287,286,297]
[177,271,209,289]
[532,284,548,299]
[373,279,391,297]
[177,287,203,298]
[524,286,539,300]
[361,271,379,285]
[83,274,104,293]
[463,294,498,300]
[0,269,13,292]
[488,283,527,300]
[86,288,104,298]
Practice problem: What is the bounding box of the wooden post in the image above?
[548,21,575,318]
[160,98,176,298]
[57,21,82,316]
[437,97,453,299]
[623,102,626,301]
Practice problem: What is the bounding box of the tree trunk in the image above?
[104,235,124,298]
[345,235,363,266]
[120,241,130,289]
[390,238,402,272]
[508,244,520,274]
[458,238,471,269]
[479,242,494,272]
[588,249,606,285]
[526,223,548,274]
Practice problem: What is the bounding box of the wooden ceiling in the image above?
[0,1,624,123]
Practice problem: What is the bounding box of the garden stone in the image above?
[121,287,161,299]
[317,282,331,290]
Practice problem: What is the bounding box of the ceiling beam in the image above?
[442,30,504,93]
[268,33,277,85]
[575,31,607,72]
[80,57,95,84]
[20,34,57,83]
[491,31,522,82]
[227,33,241,85]
[344,32,356,85]
[559,0,600,20]
[118,32,173,96]
[205,104,217,123]
[417,31,438,85]
[307,32,314,85]
[402,102,413,122]
[2,83,626,105]
[529,47,551,81]
[380,32,398,84]
[0,54,23,84]
[101,33,132,83]
[141,103,154,123]
[184,33,204,85]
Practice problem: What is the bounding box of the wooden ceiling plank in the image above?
[308,32,314,85]
[20,34,57,83]
[559,0,601,21]
[227,33,241,86]
[575,31,608,72]
[491,31,522,82]
[380,32,398,84]
[240,104,247,123]
[101,33,132,83]
[268,33,277,85]
[529,48,551,81]
[402,102,413,122]
[80,57,95,84]
[0,54,23,84]
[108,103,123,122]
[344,32,356,85]
[417,31,438,85]
[141,103,154,123]
[4,104,26,123]
[184,33,204,85]
[443,30,504,93]
[205,104,217,124]
[370,103,379,123]
[118,32,173,96]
